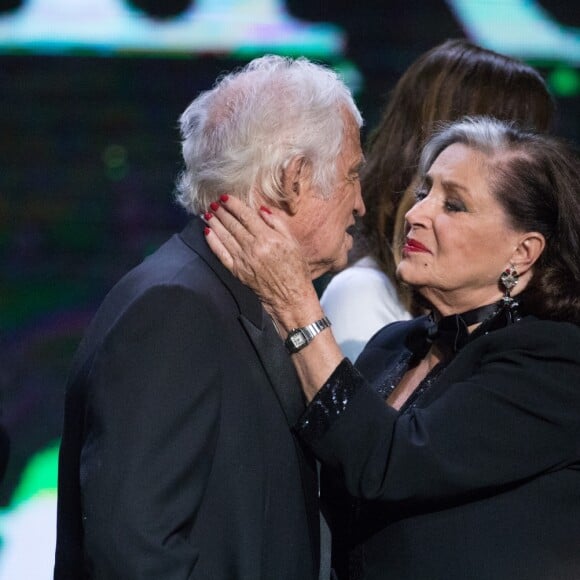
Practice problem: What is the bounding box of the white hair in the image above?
[175,55,362,215]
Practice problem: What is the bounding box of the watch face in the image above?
[289,331,307,349]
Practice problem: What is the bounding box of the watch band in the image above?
[284,316,332,354]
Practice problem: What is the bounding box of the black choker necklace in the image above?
[426,297,521,353]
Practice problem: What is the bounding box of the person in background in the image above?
[321,39,555,362]
[54,55,365,579]
[205,116,580,580]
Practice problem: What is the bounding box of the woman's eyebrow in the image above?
[440,178,470,196]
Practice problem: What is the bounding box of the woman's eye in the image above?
[445,199,466,212]
[414,188,428,202]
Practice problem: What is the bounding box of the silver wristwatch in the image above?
[284,316,332,354]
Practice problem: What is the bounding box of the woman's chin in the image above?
[396,263,419,286]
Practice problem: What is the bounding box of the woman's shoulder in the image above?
[454,317,580,380]
[362,314,580,351]
[482,316,580,353]
[355,317,427,381]
[366,316,427,345]
[359,316,580,373]
[358,316,428,361]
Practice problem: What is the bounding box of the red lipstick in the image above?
[403,238,430,253]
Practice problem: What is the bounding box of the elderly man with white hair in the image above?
[54,55,364,580]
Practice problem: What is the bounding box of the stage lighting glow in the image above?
[0,0,344,57]
[0,443,59,580]
[447,0,580,64]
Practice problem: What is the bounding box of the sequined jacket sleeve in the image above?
[294,317,580,504]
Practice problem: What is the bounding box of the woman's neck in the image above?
[423,288,503,318]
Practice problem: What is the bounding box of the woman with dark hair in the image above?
[205,117,580,579]
[321,39,555,361]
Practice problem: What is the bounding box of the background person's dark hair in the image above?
[418,117,580,324]
[357,38,555,295]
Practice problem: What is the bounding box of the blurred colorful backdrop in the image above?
[1,1,579,577]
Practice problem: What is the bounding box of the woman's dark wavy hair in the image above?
[358,39,555,293]
[418,117,580,324]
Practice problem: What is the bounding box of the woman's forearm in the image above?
[265,285,345,402]
[291,333,345,401]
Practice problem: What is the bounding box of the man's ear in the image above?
[510,232,546,275]
[280,156,310,215]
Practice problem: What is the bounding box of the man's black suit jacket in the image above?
[54,218,321,579]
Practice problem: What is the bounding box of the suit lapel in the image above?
[239,316,307,426]
[179,218,306,426]
[242,309,323,578]
[238,311,322,578]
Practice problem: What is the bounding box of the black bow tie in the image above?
[425,298,522,353]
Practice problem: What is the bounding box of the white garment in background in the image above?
[321,256,411,363]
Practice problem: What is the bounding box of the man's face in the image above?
[290,111,365,279]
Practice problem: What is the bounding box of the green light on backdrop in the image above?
[10,442,59,508]
[334,60,363,95]
[103,144,129,181]
[548,67,580,98]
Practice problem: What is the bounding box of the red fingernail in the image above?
[220,194,229,202]
[260,205,272,214]
[204,227,211,236]
[204,212,213,220]
[210,201,220,211]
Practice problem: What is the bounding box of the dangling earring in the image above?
[500,265,520,321]
[500,265,519,300]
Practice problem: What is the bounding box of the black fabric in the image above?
[55,217,321,580]
[424,297,523,354]
[0,424,8,483]
[297,315,580,580]
[297,359,366,447]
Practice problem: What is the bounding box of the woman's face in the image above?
[397,143,524,315]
